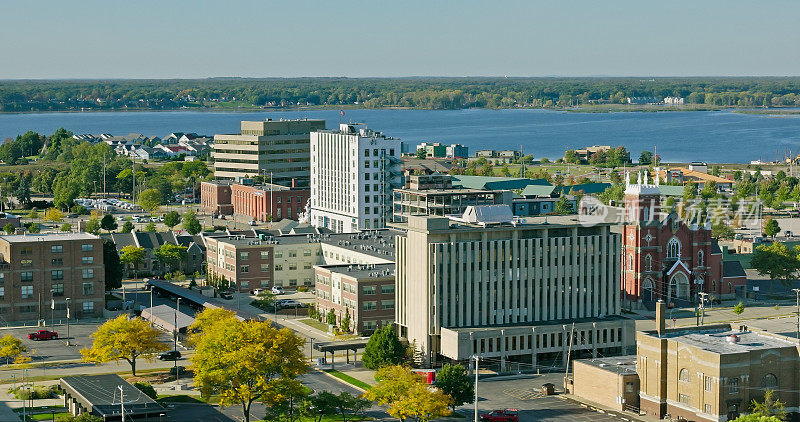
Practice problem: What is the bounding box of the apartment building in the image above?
[200,180,233,216]
[392,174,511,223]
[394,211,634,367]
[314,263,395,335]
[309,123,403,233]
[638,302,800,421]
[213,118,326,184]
[205,229,395,292]
[101,231,206,276]
[230,183,309,222]
[0,233,104,323]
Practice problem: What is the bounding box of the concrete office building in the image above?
[0,233,105,322]
[213,118,326,184]
[309,123,403,233]
[638,302,800,421]
[394,211,634,367]
[392,174,511,223]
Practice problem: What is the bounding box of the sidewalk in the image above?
[629,300,800,329]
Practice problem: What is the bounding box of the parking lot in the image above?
[459,373,626,422]
[0,323,101,362]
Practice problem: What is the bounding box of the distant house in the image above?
[626,97,661,105]
[664,96,685,105]
[572,145,611,163]
[101,230,206,276]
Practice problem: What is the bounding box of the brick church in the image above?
[621,171,746,308]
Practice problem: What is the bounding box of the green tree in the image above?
[326,309,337,326]
[301,392,339,422]
[190,309,308,422]
[138,188,162,212]
[43,207,65,222]
[144,222,157,232]
[733,302,745,315]
[366,365,450,422]
[751,242,800,295]
[748,389,787,420]
[329,391,371,422]
[554,195,574,215]
[60,222,72,232]
[363,325,406,369]
[81,315,168,376]
[85,217,101,235]
[638,151,653,165]
[711,222,735,240]
[182,210,202,235]
[164,211,181,229]
[154,243,188,273]
[763,217,780,238]
[732,414,782,422]
[133,382,158,400]
[415,148,427,159]
[3,223,14,235]
[25,222,40,233]
[436,363,474,411]
[120,245,146,279]
[102,238,123,290]
[121,221,134,233]
[341,309,351,333]
[101,214,118,232]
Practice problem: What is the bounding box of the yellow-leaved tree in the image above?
[81,315,168,375]
[365,365,452,422]
[0,334,30,365]
[189,308,307,422]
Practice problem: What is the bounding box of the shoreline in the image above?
[1,104,795,116]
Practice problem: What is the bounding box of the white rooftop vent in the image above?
[452,205,514,226]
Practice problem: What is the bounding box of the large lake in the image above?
[2,108,799,163]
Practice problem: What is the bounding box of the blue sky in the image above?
[1,0,798,78]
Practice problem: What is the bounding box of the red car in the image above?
[28,330,58,341]
[480,409,519,422]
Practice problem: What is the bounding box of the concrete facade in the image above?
[394,214,634,367]
[570,356,640,412]
[212,118,325,184]
[0,233,104,322]
[309,123,403,233]
[200,180,233,215]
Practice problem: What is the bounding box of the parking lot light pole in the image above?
[174,298,181,386]
[793,288,800,340]
[472,354,480,422]
[65,298,71,346]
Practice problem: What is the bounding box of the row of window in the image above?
[20,244,94,255]
[0,301,95,314]
[10,269,95,283]
[678,369,776,394]
[273,263,313,271]
[2,282,95,300]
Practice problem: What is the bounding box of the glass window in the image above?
[240,265,249,273]
[81,244,94,252]
[762,373,778,389]
[381,300,395,310]
[363,301,377,311]
[261,251,270,259]
[679,394,690,405]
[21,285,33,299]
[667,237,681,259]
[82,282,94,296]
[363,286,376,295]
[289,279,297,286]
[274,251,283,258]
[82,256,94,264]
[20,259,32,268]
[728,377,739,394]
[52,283,64,296]
[261,264,269,271]
[20,247,32,255]
[303,250,312,256]
[679,368,690,382]
[82,269,94,279]
[51,245,63,253]
[704,376,713,391]
[20,272,33,282]
[83,301,94,312]
[51,258,63,266]
[289,251,297,258]
[240,252,249,260]
[288,264,297,271]
[0,287,4,299]
[304,263,312,269]
[275,264,283,271]
[51,270,64,280]
[704,404,712,414]
[381,284,395,294]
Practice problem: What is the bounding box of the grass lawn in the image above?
[157,394,212,404]
[299,318,329,332]
[256,416,372,422]
[28,412,71,421]
[324,370,372,390]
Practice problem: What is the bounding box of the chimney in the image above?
[291,178,297,188]
[656,300,666,336]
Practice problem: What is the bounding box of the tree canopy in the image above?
[362,325,406,369]
[81,315,168,375]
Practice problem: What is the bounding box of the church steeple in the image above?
[625,170,661,224]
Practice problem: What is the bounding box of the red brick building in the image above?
[200,181,233,216]
[201,181,309,222]
[622,173,745,308]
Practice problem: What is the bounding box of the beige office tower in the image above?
[213,118,326,185]
[394,213,634,367]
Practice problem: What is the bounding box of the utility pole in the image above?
[793,288,800,340]
[132,156,136,205]
[698,292,709,326]
[472,355,480,422]
[103,152,107,198]
[174,298,181,386]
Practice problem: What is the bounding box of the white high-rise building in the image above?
[309,123,403,233]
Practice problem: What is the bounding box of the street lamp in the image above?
[793,288,800,340]
[472,354,480,422]
[174,298,181,386]
[65,298,71,346]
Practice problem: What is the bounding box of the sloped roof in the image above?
[460,205,514,224]
[723,261,746,278]
[452,175,550,191]
[554,182,611,195]
[657,185,685,196]
[520,184,556,197]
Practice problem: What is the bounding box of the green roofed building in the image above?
[451,175,550,191]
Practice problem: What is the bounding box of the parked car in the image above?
[248,219,258,226]
[28,330,58,341]
[169,366,187,375]
[158,350,182,361]
[219,291,233,300]
[278,299,301,308]
[271,286,284,295]
[480,410,519,422]
[251,288,265,296]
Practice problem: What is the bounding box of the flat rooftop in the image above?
[60,374,164,418]
[395,187,499,195]
[653,327,798,354]
[320,230,397,259]
[316,263,395,279]
[0,233,99,243]
[576,355,638,376]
